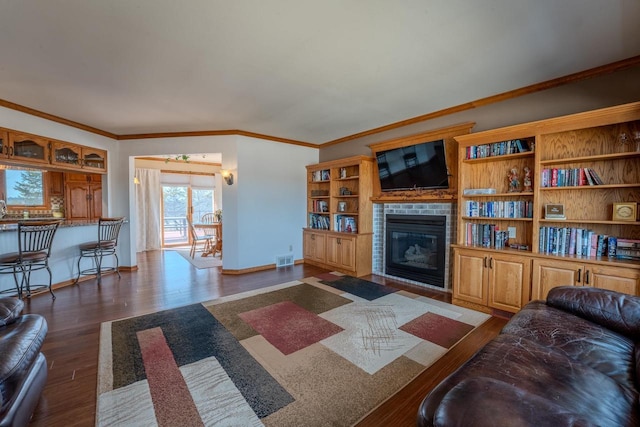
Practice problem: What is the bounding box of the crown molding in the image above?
[118,129,318,148]
[0,98,119,139]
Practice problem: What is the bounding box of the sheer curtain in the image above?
[135,168,162,251]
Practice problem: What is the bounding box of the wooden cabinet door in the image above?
[303,231,326,263]
[326,235,356,271]
[51,141,82,168]
[82,147,107,172]
[453,249,487,306]
[589,265,639,296]
[8,131,50,164]
[48,172,64,197]
[488,254,531,313]
[531,258,580,300]
[66,182,91,220]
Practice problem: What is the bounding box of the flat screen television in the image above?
[376,139,449,191]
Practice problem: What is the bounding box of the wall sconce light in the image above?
[222,170,234,185]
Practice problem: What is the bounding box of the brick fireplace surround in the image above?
[372,203,457,292]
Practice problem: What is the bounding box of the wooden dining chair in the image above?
[188,220,213,258]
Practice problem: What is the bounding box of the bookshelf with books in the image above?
[453,125,537,313]
[532,102,640,298]
[451,102,640,314]
[303,155,374,276]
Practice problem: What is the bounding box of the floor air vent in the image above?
[276,254,294,267]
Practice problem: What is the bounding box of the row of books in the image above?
[540,167,604,187]
[465,139,532,160]
[334,215,357,233]
[464,201,534,219]
[309,214,330,230]
[538,227,639,259]
[464,223,510,249]
[311,200,328,212]
[311,169,330,182]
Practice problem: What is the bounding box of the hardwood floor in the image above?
[22,250,506,426]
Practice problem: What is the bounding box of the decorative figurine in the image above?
[523,167,532,192]
[508,168,520,192]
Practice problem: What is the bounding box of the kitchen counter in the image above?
[0,219,99,232]
[0,220,117,295]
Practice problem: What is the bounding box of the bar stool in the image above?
[0,221,60,299]
[74,217,124,285]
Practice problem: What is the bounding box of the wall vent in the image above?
[276,254,294,268]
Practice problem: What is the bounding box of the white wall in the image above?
[233,136,318,268]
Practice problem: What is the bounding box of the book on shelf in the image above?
[464,222,509,249]
[464,200,533,218]
[312,200,328,212]
[540,167,604,188]
[309,214,330,230]
[465,139,532,159]
[538,227,636,258]
[334,215,357,233]
[616,238,640,260]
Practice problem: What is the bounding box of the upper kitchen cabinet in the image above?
[2,131,51,165]
[51,141,107,172]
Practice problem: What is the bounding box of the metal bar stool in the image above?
[74,217,124,285]
[0,221,60,299]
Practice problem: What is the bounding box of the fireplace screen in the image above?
[389,232,438,270]
[385,215,446,287]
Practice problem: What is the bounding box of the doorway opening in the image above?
[161,177,215,247]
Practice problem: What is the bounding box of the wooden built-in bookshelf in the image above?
[452,101,640,315]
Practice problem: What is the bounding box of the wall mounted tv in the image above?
[376,139,449,191]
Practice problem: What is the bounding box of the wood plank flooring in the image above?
[22,250,506,426]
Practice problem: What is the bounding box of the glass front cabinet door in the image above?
[8,132,50,164]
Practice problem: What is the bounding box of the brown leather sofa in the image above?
[418,286,640,427]
[0,297,48,427]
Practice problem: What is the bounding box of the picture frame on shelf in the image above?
[544,204,566,220]
[612,202,637,222]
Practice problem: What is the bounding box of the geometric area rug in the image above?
[96,272,489,426]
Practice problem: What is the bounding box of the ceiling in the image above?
[1,1,639,144]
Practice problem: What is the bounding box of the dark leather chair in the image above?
[0,221,60,299]
[0,297,48,427]
[74,217,124,285]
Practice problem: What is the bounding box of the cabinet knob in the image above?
[577,269,582,283]
[585,270,590,285]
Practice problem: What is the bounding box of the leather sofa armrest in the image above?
[421,377,595,427]
[0,297,24,326]
[546,286,640,341]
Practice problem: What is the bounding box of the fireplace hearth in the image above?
[385,214,446,287]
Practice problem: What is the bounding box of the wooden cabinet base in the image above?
[303,229,372,277]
